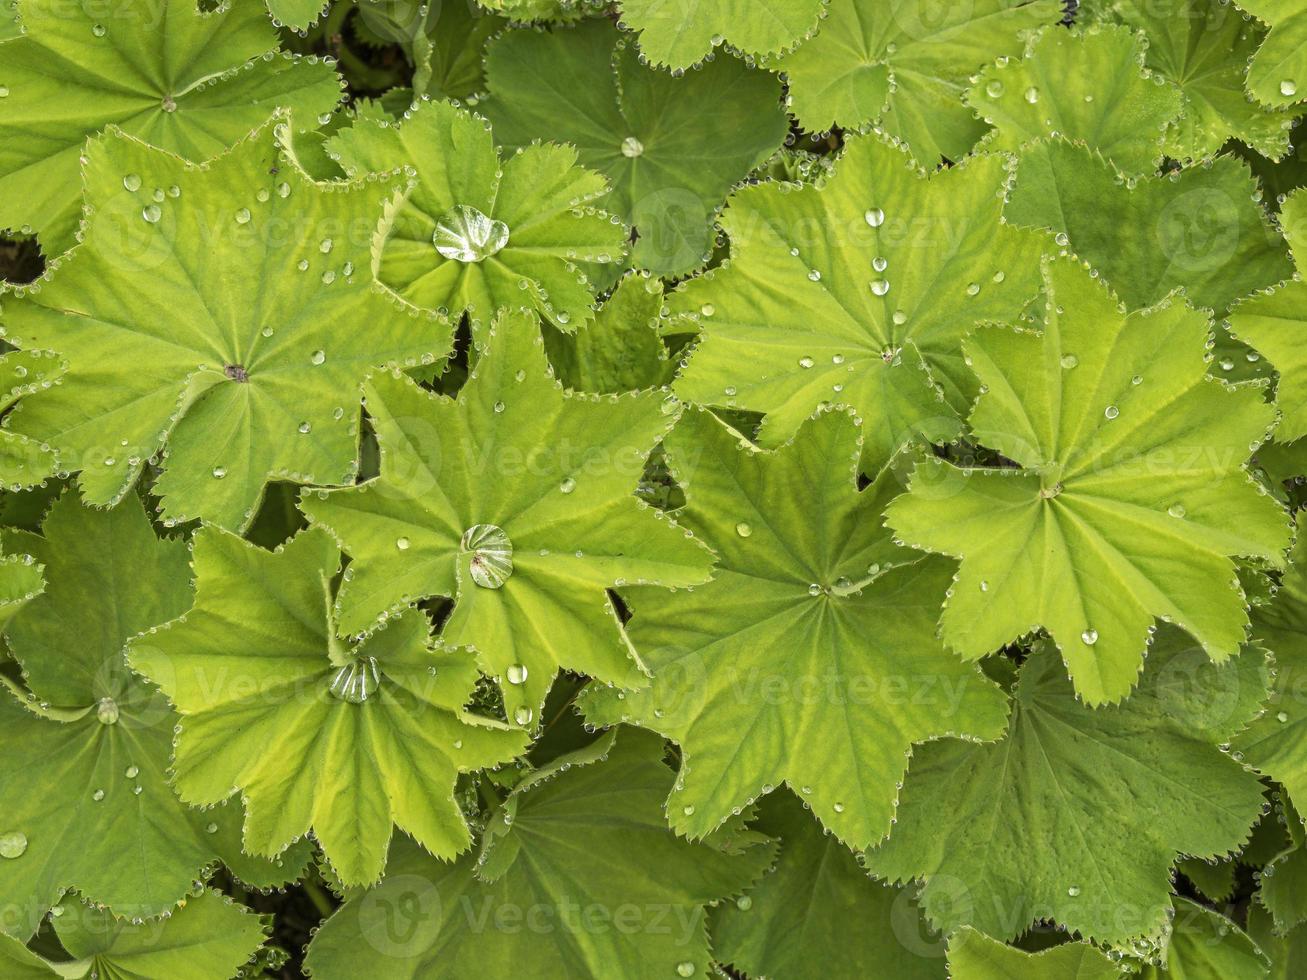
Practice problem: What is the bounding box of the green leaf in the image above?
[1258,838,1307,935]
[1249,904,1307,979]
[0,350,63,490]
[543,272,676,392]
[301,309,713,726]
[1234,536,1307,822]
[53,890,269,980]
[865,632,1270,944]
[1006,139,1294,316]
[767,0,1058,162]
[127,526,528,887]
[1177,855,1238,903]
[1236,1,1307,108]
[887,258,1290,705]
[412,1,504,100]
[1084,0,1300,161]
[304,728,773,978]
[0,0,342,256]
[328,96,628,333]
[712,791,947,979]
[615,0,825,70]
[967,24,1183,175]
[945,927,1123,980]
[582,408,1009,848]
[482,19,788,277]
[669,133,1045,471]
[1229,189,1307,442]
[0,492,294,938]
[0,122,452,532]
[1138,899,1268,980]
[267,0,329,30]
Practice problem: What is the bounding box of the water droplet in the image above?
[736,895,753,911]
[1024,86,1039,103]
[141,204,161,223]
[559,477,576,494]
[872,256,888,272]
[700,304,715,317]
[1278,711,1289,723]
[1104,405,1119,420]
[1167,503,1186,518]
[514,705,534,726]
[735,522,752,538]
[985,80,1004,98]
[396,536,410,551]
[124,766,139,779]
[319,237,333,254]
[865,208,885,227]
[682,804,695,816]
[833,802,845,813]
[493,400,507,414]
[461,524,513,589]
[808,270,821,282]
[96,697,119,725]
[0,832,27,859]
[122,173,142,192]
[620,136,644,158]
[870,279,890,296]
[234,208,251,225]
[1081,629,1098,645]
[979,580,989,592]
[1282,79,1298,97]
[211,466,226,480]
[167,185,181,198]
[297,421,311,434]
[966,282,980,296]
[1131,375,1143,385]
[506,663,528,685]
[329,657,381,703]
[92,789,105,802]
[205,822,218,834]
[91,23,106,37]
[1060,354,1078,369]
[798,356,814,369]
[0,86,8,99]
[676,962,695,978]
[433,205,510,263]
[311,350,326,365]
[1067,885,1081,897]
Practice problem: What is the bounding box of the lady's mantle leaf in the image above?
[329,96,628,333]
[1229,189,1307,441]
[127,526,528,887]
[615,0,825,70]
[301,310,713,727]
[887,258,1290,705]
[0,350,63,490]
[0,890,268,979]
[0,122,451,532]
[1138,899,1269,980]
[767,0,1058,162]
[1236,1,1307,109]
[946,926,1123,979]
[483,19,788,277]
[0,493,297,939]
[967,24,1183,176]
[1007,139,1292,316]
[670,133,1044,472]
[0,0,342,256]
[304,729,774,979]
[865,632,1270,945]
[1085,0,1301,161]
[56,890,268,979]
[582,409,1009,849]
[712,791,946,980]
[1234,536,1307,817]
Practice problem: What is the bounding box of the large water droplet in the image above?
[1081,629,1098,646]
[1282,79,1298,98]
[620,136,644,158]
[0,831,27,859]
[122,173,142,192]
[461,524,513,589]
[514,705,534,726]
[1104,405,1119,420]
[434,205,509,263]
[506,663,528,685]
[329,657,381,703]
[735,522,752,538]
[1067,884,1081,897]
[96,697,119,725]
[1167,503,1186,518]
[864,208,885,227]
[676,963,695,978]
[1060,354,1078,369]
[141,204,161,223]
[1024,86,1039,104]
[870,279,890,296]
